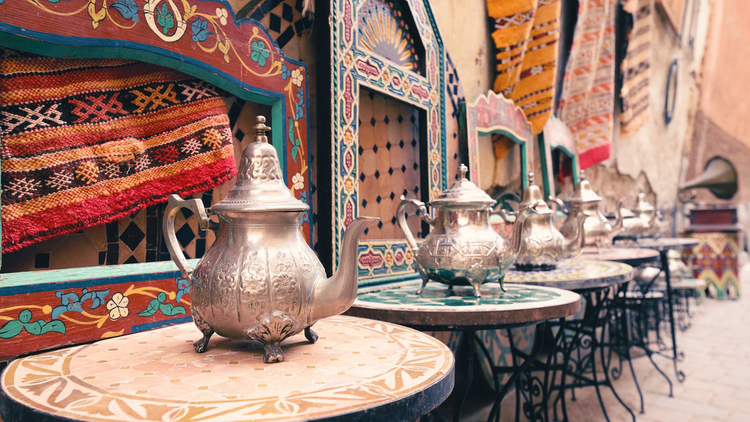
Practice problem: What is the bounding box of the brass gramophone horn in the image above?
[680,156,738,200]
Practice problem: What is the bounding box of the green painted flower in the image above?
[250,41,270,67]
[156,3,174,35]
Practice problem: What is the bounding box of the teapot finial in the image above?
[459,164,468,181]
[528,171,535,185]
[580,169,586,181]
[254,116,271,143]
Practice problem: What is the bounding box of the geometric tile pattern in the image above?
[445,53,464,182]
[358,88,422,241]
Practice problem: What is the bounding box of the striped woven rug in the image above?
[487,0,560,135]
[0,48,237,252]
[556,0,617,169]
[620,0,653,135]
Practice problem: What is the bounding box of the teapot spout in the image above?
[563,212,590,258]
[610,199,625,240]
[310,217,378,322]
[503,201,542,262]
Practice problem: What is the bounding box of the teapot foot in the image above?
[193,332,214,353]
[263,343,285,363]
[192,309,214,353]
[304,327,319,344]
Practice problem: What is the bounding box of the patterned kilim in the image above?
[557,0,617,169]
[487,0,560,134]
[0,48,237,252]
[620,0,653,135]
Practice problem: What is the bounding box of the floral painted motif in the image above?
[291,68,303,87]
[111,0,139,22]
[52,288,110,320]
[106,293,129,320]
[250,41,271,67]
[292,173,304,190]
[137,292,186,317]
[156,3,175,35]
[0,310,66,339]
[215,7,228,25]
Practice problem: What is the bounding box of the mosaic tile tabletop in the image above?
[620,237,700,252]
[0,316,454,422]
[573,247,660,266]
[348,283,580,329]
[506,259,634,291]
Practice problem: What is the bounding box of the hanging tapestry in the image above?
[0,48,237,253]
[556,0,617,169]
[487,0,561,135]
[620,0,653,135]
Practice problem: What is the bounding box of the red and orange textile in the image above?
[0,49,236,252]
[620,0,653,135]
[487,0,561,135]
[556,0,617,169]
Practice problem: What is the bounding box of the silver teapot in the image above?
[397,164,539,297]
[620,188,666,238]
[559,170,623,249]
[500,173,588,270]
[164,116,377,363]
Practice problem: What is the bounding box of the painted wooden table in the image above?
[573,247,661,267]
[506,259,636,421]
[347,282,581,421]
[620,237,700,383]
[0,315,455,422]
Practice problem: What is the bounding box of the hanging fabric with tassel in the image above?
[487,0,561,135]
[556,0,617,169]
[620,0,653,135]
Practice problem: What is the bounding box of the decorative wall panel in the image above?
[330,0,446,283]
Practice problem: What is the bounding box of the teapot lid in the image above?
[211,116,309,213]
[632,188,655,212]
[430,164,495,207]
[520,173,553,215]
[568,170,602,204]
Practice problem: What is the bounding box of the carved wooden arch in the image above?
[330,0,446,283]
[539,115,580,199]
[0,0,311,358]
[464,90,533,190]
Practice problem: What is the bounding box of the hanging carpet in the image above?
[556,0,617,169]
[620,0,653,135]
[487,0,561,135]
[0,48,237,253]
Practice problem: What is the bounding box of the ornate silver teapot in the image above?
[500,173,588,270]
[559,171,623,249]
[396,164,539,297]
[164,116,377,363]
[620,188,665,238]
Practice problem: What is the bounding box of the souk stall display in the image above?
[0,0,312,359]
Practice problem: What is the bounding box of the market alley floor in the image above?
[471,264,750,421]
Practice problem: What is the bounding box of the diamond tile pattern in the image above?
[359,88,421,240]
[120,222,145,252]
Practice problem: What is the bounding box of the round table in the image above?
[505,259,634,290]
[505,259,635,421]
[0,315,455,422]
[619,237,699,383]
[348,283,581,421]
[573,247,661,267]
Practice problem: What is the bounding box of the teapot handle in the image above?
[548,196,568,214]
[397,196,434,253]
[163,194,216,279]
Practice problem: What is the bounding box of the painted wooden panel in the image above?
[330,0,446,284]
[464,90,533,191]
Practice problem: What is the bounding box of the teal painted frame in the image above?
[331,0,447,285]
[539,115,579,199]
[463,90,533,191]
